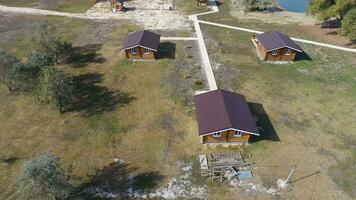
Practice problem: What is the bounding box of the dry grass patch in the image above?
[201,23,356,199]
[0,0,97,13]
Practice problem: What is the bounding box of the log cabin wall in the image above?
[125,47,156,59]
[202,130,250,144]
[265,47,297,61]
[257,43,268,60]
[256,43,297,61]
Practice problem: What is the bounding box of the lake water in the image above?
[276,0,309,13]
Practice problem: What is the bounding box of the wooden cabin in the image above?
[110,0,124,12]
[253,31,303,62]
[197,0,208,6]
[122,30,161,60]
[194,89,259,145]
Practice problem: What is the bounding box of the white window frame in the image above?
[131,47,137,54]
[234,130,242,137]
[285,48,291,55]
[271,50,278,56]
[143,48,150,54]
[213,132,221,138]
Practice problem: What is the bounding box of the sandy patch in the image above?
[130,164,207,200]
[230,10,318,25]
[230,179,280,195]
[86,0,192,30]
[229,0,318,25]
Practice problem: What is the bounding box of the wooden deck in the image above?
[198,152,254,182]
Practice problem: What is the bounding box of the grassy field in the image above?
[0,0,96,12]
[0,13,210,199]
[200,0,356,48]
[197,2,356,198]
[201,21,356,199]
[175,0,209,15]
[0,1,355,199]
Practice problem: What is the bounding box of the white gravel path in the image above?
[188,0,219,91]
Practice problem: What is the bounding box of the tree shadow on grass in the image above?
[132,171,165,193]
[69,44,106,68]
[73,162,164,199]
[319,19,341,29]
[67,73,136,117]
[248,103,280,143]
[158,42,176,59]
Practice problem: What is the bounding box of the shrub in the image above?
[16,153,71,200]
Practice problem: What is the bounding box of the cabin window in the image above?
[213,132,221,138]
[131,47,137,54]
[234,130,242,137]
[271,50,278,56]
[144,48,150,54]
[285,48,291,55]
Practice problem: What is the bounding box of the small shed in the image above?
[197,0,208,6]
[122,30,161,60]
[110,0,125,12]
[194,89,259,145]
[253,31,303,62]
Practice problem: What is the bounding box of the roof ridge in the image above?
[138,30,146,45]
[274,31,288,46]
[220,90,234,129]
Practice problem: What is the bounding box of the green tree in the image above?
[37,67,74,112]
[16,153,71,200]
[27,51,55,69]
[341,8,356,39]
[308,0,356,20]
[0,50,19,91]
[242,0,273,11]
[10,62,40,91]
[0,50,40,91]
[37,22,73,64]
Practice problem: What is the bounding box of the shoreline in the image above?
[229,0,316,25]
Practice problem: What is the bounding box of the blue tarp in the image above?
[238,170,253,180]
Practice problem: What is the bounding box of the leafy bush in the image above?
[341,8,356,40]
[37,67,74,112]
[0,50,19,91]
[37,22,74,64]
[242,0,273,11]
[16,153,71,200]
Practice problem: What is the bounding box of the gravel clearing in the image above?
[86,0,192,30]
[0,0,192,30]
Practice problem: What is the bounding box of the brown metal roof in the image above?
[194,89,259,136]
[123,30,161,51]
[256,31,303,52]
